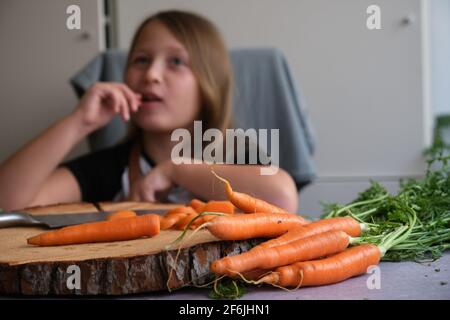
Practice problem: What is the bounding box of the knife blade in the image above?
[0,209,168,229]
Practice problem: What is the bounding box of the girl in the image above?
[0,10,298,212]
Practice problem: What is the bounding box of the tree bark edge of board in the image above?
[0,239,263,296]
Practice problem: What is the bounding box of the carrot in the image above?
[174,212,199,230]
[160,206,198,230]
[257,244,381,288]
[27,214,160,246]
[189,199,206,213]
[168,212,304,251]
[190,214,219,229]
[212,171,296,216]
[229,269,272,281]
[188,201,235,228]
[205,212,307,241]
[202,200,235,215]
[211,230,355,276]
[160,215,185,230]
[161,203,232,231]
[106,210,137,221]
[165,206,197,217]
[256,217,365,249]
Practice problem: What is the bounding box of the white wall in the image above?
[0,0,104,164]
[114,0,431,215]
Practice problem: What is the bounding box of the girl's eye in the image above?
[169,57,185,67]
[133,56,149,65]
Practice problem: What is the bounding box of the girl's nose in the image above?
[145,60,163,84]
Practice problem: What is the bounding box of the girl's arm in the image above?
[0,83,140,211]
[129,161,299,213]
[171,163,299,213]
[0,113,87,210]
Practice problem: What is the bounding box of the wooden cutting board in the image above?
[0,202,260,295]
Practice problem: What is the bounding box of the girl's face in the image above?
[125,20,200,133]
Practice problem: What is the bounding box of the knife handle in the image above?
[0,212,43,228]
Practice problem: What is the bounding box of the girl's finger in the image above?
[117,84,137,114]
[107,89,125,117]
[113,89,130,121]
[107,92,120,114]
[118,84,140,113]
[121,102,130,121]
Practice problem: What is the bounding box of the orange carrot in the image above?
[190,214,219,228]
[106,210,137,221]
[160,215,185,230]
[160,206,198,230]
[256,217,365,249]
[186,201,235,229]
[201,200,235,215]
[169,201,234,230]
[212,171,300,216]
[174,212,199,230]
[27,214,160,246]
[165,206,197,217]
[189,199,206,213]
[258,244,381,288]
[211,230,353,276]
[205,212,307,241]
[229,269,272,281]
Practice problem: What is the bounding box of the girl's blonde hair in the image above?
[125,10,233,139]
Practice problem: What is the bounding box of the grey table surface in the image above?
[123,252,450,300]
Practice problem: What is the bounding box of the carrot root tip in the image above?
[256,272,279,285]
[211,170,233,196]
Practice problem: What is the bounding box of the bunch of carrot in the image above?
[209,219,382,288]
[201,172,416,290]
[173,173,380,288]
[157,172,384,290]
[141,172,388,291]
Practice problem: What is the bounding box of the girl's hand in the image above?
[128,161,175,203]
[73,82,141,134]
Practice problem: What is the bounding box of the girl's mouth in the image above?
[140,93,164,109]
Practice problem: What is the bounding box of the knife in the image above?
[0,209,168,229]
